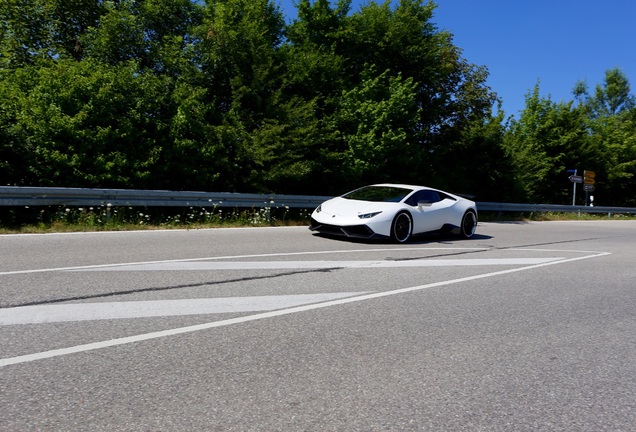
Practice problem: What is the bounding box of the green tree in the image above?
[333,66,422,185]
[585,110,636,206]
[0,0,104,66]
[282,0,497,193]
[81,1,149,66]
[1,60,170,187]
[0,68,28,184]
[504,83,592,203]
[197,0,284,118]
[247,96,332,193]
[438,106,519,201]
[575,68,635,117]
[80,0,203,74]
[574,69,636,206]
[189,0,288,191]
[283,0,349,116]
[343,1,496,146]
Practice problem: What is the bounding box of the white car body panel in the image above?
[411,198,456,233]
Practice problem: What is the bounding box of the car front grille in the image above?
[310,218,376,238]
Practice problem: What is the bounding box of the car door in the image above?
[407,190,456,233]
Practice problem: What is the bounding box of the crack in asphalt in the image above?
[388,235,617,261]
[387,248,490,261]
[496,235,620,250]
[1,268,338,309]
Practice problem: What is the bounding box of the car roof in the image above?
[371,183,431,190]
[369,183,466,199]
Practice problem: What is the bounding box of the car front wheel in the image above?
[460,210,477,238]
[391,211,413,243]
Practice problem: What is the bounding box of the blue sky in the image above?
[275,0,636,118]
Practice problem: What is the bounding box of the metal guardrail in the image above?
[476,201,636,215]
[0,186,331,209]
[1,186,636,215]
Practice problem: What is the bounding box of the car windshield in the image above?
[342,186,413,203]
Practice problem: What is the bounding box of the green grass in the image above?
[0,205,311,234]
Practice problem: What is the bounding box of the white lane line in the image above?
[0,250,610,368]
[0,247,489,276]
[71,257,564,271]
[0,293,367,325]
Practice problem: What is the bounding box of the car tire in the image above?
[460,210,477,239]
[391,211,413,243]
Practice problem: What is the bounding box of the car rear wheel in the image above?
[391,211,412,243]
[460,210,477,238]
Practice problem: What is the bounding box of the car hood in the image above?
[319,197,398,217]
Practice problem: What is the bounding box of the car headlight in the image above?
[358,211,382,219]
[315,204,322,213]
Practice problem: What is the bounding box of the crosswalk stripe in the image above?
[0,292,367,325]
[73,257,564,271]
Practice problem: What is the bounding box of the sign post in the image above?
[568,169,597,206]
[583,171,596,206]
[567,169,578,205]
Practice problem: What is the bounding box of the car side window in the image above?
[406,190,441,206]
[438,192,456,201]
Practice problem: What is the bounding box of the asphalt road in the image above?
[1,221,635,431]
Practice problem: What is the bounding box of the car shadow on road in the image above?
[411,232,493,244]
[311,231,493,244]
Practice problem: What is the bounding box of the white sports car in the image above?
[309,184,477,243]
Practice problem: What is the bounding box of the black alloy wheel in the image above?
[391,211,413,243]
[460,210,477,238]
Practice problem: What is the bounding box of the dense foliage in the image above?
[1,0,634,206]
[504,69,636,206]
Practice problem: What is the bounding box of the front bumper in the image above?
[309,217,387,239]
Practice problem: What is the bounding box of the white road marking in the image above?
[0,247,490,276]
[0,250,610,368]
[0,293,367,325]
[71,257,564,271]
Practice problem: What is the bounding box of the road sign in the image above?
[569,175,583,183]
[584,170,596,185]
[584,184,595,192]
